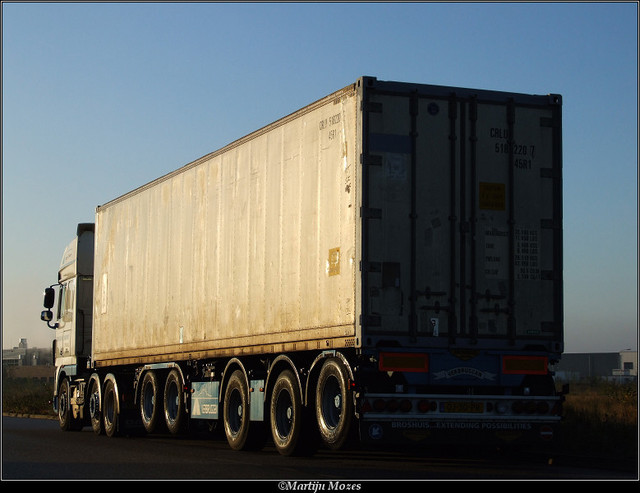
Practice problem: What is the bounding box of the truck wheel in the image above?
[88,378,103,435]
[140,371,163,434]
[315,358,353,450]
[164,369,186,434]
[270,370,303,456]
[103,379,119,437]
[223,370,251,450]
[58,378,81,431]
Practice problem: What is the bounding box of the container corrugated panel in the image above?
[93,84,361,366]
[358,77,562,353]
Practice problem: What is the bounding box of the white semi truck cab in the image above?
[41,223,94,421]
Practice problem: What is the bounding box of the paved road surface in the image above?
[2,416,636,482]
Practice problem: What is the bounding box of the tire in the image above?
[88,378,103,435]
[103,379,119,437]
[58,377,82,431]
[140,371,163,434]
[270,370,303,456]
[164,369,186,434]
[315,358,353,450]
[223,370,251,450]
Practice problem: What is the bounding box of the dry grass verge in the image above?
[559,381,637,464]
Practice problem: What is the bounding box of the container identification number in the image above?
[491,128,536,170]
[319,113,342,140]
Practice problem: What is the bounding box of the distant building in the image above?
[552,350,637,383]
[2,339,53,367]
[617,350,638,380]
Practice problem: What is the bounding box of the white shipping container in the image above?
[92,77,562,367]
[93,84,361,366]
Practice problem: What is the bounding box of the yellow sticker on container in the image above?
[479,182,506,210]
[328,247,340,276]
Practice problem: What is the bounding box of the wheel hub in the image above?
[334,394,341,408]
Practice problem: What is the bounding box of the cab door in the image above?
[55,278,76,360]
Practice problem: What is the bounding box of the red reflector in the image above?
[373,399,386,411]
[360,400,372,413]
[536,401,549,414]
[379,352,429,372]
[502,355,548,375]
[399,400,412,412]
[539,425,554,441]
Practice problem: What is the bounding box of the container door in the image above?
[360,83,562,351]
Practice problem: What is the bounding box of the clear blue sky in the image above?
[2,2,637,352]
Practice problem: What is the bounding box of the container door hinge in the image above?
[360,207,382,219]
[360,314,381,327]
[361,101,383,113]
[541,218,561,230]
[360,261,382,273]
[360,153,383,166]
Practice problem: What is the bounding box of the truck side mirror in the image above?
[41,309,58,329]
[43,287,56,309]
[41,285,59,328]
